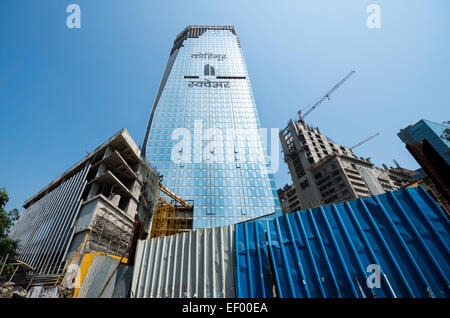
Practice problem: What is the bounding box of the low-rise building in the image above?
[9,129,159,284]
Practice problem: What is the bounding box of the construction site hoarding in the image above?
[130,186,448,298]
[130,225,235,298]
[75,254,132,298]
[235,221,273,298]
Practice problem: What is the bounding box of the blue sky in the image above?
[1,0,449,211]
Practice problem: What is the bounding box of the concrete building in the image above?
[9,129,159,284]
[385,165,418,188]
[280,119,415,209]
[277,184,301,214]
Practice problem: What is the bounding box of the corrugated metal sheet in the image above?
[26,286,59,298]
[131,225,235,298]
[260,186,449,298]
[235,221,273,298]
[111,265,134,298]
[77,255,120,298]
[129,187,448,298]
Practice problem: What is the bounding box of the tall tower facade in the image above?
[143,26,281,229]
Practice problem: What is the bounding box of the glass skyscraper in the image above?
[398,119,450,166]
[143,25,281,228]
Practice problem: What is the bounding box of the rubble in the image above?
[57,285,75,298]
[0,282,27,298]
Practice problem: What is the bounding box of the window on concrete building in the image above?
[300,180,309,189]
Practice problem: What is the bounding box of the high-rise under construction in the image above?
[280,119,415,211]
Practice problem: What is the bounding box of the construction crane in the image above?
[350,132,380,150]
[298,70,356,124]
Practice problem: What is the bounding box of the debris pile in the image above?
[57,285,74,298]
[0,282,27,298]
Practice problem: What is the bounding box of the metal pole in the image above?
[25,274,35,291]
[0,254,9,276]
[97,254,125,298]
[7,265,19,283]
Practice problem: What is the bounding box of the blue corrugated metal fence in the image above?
[235,187,450,298]
[235,221,273,298]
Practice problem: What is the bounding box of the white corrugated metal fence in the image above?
[130,225,235,298]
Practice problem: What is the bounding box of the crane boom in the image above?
[298,70,355,123]
[350,132,380,150]
[159,182,193,209]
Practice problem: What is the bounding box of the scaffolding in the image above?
[85,207,133,257]
[149,184,194,239]
[53,207,133,288]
